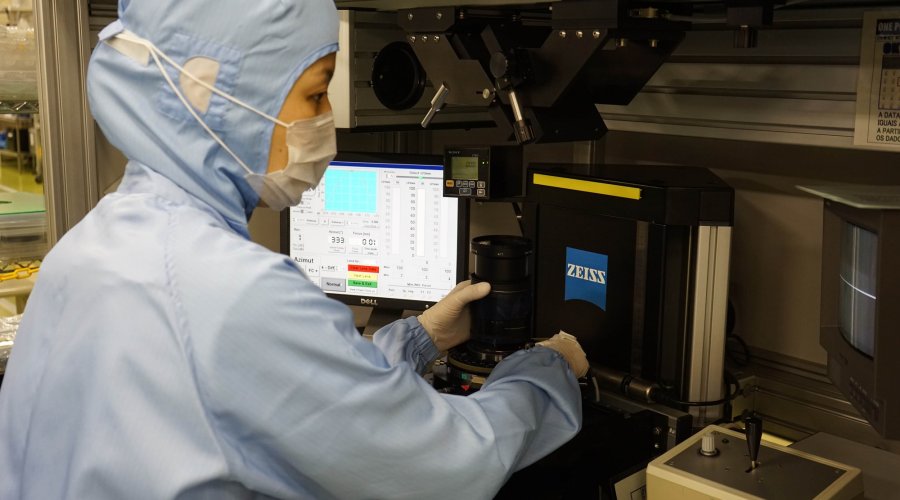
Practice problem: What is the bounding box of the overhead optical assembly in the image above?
[394,0,688,144]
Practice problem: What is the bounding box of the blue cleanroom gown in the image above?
[0,0,582,498]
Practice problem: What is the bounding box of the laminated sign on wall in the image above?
[855,11,900,149]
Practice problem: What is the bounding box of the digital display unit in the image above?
[443,146,523,200]
[281,152,468,326]
[808,185,900,440]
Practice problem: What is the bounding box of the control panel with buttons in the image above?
[443,146,523,200]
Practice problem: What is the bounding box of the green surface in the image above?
[0,191,44,215]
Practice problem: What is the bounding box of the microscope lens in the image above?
[469,235,534,349]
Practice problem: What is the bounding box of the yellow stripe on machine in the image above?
[533,173,642,200]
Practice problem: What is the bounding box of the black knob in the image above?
[490,52,512,79]
[745,415,763,470]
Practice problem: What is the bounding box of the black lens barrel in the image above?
[470,235,534,348]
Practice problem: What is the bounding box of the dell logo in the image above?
[566,263,606,284]
[360,298,378,306]
[564,247,608,310]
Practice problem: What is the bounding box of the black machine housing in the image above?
[524,163,733,399]
[482,162,734,498]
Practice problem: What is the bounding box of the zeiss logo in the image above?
[360,298,378,306]
[564,247,608,310]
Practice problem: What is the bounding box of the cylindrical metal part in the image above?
[421,107,437,128]
[590,364,659,403]
[507,90,534,144]
[625,377,657,403]
[591,365,626,391]
[508,89,525,122]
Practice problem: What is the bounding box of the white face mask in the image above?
[246,112,336,211]
[111,30,336,211]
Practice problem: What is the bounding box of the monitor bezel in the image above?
[280,151,470,312]
[820,198,900,438]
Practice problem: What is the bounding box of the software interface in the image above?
[287,160,460,304]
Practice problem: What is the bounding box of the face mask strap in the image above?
[115,32,259,176]
[114,31,290,128]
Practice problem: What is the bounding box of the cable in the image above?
[650,369,742,408]
[719,370,740,422]
[653,391,733,407]
[726,333,751,366]
[725,300,751,367]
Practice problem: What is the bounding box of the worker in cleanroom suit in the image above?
[0,0,590,498]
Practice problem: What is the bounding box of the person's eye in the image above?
[311,92,327,103]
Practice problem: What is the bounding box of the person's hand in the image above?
[418,280,491,352]
[537,331,589,378]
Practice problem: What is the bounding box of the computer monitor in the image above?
[802,185,900,439]
[280,152,469,330]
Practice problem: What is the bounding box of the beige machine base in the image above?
[646,425,863,500]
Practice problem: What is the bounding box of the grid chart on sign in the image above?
[324,169,377,213]
[879,56,900,110]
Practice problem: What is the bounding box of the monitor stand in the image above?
[362,307,405,339]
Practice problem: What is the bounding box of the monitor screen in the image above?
[818,196,900,439]
[281,152,468,311]
[839,221,877,358]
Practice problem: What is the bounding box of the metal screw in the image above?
[436,12,442,20]
[593,30,601,38]
[653,427,662,436]
[650,39,658,48]
[409,35,416,43]
[654,443,661,449]
[433,35,440,42]
[482,88,492,99]
[559,31,567,39]
[407,12,413,20]
[576,31,583,38]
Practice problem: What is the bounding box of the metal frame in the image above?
[34,0,98,245]
[729,346,900,454]
[687,225,731,424]
[330,9,492,130]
